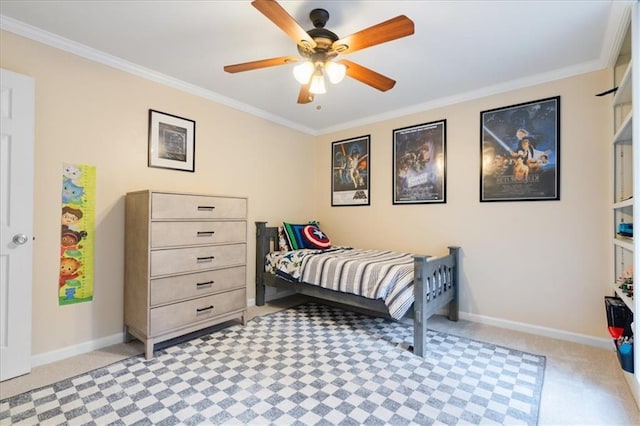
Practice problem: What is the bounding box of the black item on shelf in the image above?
[605,296,635,373]
[605,296,633,332]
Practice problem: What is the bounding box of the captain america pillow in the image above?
[283,221,331,250]
[302,224,331,249]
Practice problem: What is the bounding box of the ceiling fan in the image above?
[223,0,415,104]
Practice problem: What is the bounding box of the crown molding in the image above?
[601,1,634,68]
[1,4,631,138]
[319,58,604,135]
[0,15,318,135]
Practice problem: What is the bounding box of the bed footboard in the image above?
[413,247,460,357]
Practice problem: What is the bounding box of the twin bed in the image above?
[255,221,460,357]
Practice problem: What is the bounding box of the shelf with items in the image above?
[611,18,634,318]
[614,284,635,314]
[614,239,634,309]
[614,203,634,240]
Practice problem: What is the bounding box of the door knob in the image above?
[12,234,28,245]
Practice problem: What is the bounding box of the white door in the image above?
[0,69,35,381]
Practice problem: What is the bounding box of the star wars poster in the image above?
[481,96,560,202]
[332,135,370,206]
[393,120,446,204]
[59,163,95,305]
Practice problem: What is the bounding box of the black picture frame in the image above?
[480,96,560,202]
[331,135,370,206]
[393,120,447,204]
[148,109,196,172]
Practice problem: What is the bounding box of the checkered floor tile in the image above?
[1,303,545,425]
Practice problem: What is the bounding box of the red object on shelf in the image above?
[609,326,625,339]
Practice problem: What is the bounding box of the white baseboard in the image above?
[460,311,612,350]
[33,301,259,368]
[31,332,124,368]
[29,307,611,369]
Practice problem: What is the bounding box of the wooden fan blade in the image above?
[297,83,314,104]
[224,56,299,73]
[338,59,396,92]
[332,15,414,54]
[251,0,316,49]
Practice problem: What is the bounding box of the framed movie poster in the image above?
[148,109,196,172]
[332,135,370,206]
[393,120,446,204]
[480,96,560,202]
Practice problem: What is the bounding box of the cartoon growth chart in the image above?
[59,163,95,305]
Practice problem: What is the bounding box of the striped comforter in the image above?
[266,248,415,319]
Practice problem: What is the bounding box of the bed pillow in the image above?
[283,221,331,250]
[277,226,291,251]
[301,224,331,249]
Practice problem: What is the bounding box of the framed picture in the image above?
[393,120,447,204]
[332,135,370,206]
[480,96,560,202]
[148,109,196,172]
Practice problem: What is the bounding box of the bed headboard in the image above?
[255,222,278,305]
[255,221,278,256]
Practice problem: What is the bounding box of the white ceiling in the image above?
[0,1,632,135]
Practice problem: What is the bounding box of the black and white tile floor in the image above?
[1,303,545,425]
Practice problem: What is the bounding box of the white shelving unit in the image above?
[611,19,633,304]
[610,1,639,408]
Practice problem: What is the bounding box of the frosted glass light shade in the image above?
[325,61,347,84]
[309,74,326,94]
[293,61,314,84]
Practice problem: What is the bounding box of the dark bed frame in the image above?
[255,222,460,357]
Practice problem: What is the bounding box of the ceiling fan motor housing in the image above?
[298,8,339,57]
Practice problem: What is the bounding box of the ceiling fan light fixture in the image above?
[309,73,327,94]
[225,2,415,104]
[293,61,314,84]
[325,61,346,84]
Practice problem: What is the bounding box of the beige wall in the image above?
[1,31,316,356]
[315,70,611,339]
[1,28,613,359]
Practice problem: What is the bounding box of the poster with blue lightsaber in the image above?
[480,96,560,202]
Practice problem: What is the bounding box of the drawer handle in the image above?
[197,280,214,288]
[197,231,215,237]
[197,206,216,211]
[196,305,214,313]
[197,256,215,262]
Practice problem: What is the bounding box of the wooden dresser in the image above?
[124,190,247,359]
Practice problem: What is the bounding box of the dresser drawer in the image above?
[151,221,246,248]
[152,193,247,219]
[150,288,246,335]
[150,266,246,306]
[151,243,246,276]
